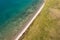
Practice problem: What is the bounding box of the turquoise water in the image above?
[0,0,43,40]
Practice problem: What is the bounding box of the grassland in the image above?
[19,0,60,40]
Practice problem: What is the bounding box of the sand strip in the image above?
[15,1,45,40]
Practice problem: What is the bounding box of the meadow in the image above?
[20,0,60,40]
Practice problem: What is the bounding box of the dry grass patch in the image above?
[49,8,60,19]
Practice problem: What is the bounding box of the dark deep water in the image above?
[0,0,43,40]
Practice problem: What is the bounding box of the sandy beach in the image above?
[15,1,45,40]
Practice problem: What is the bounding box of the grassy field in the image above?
[19,0,60,40]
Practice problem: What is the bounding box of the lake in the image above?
[0,0,43,40]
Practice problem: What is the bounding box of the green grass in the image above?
[19,0,60,40]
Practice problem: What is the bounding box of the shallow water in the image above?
[0,0,43,40]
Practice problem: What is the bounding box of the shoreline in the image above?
[15,1,45,40]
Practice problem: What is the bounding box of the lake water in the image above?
[0,0,43,40]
